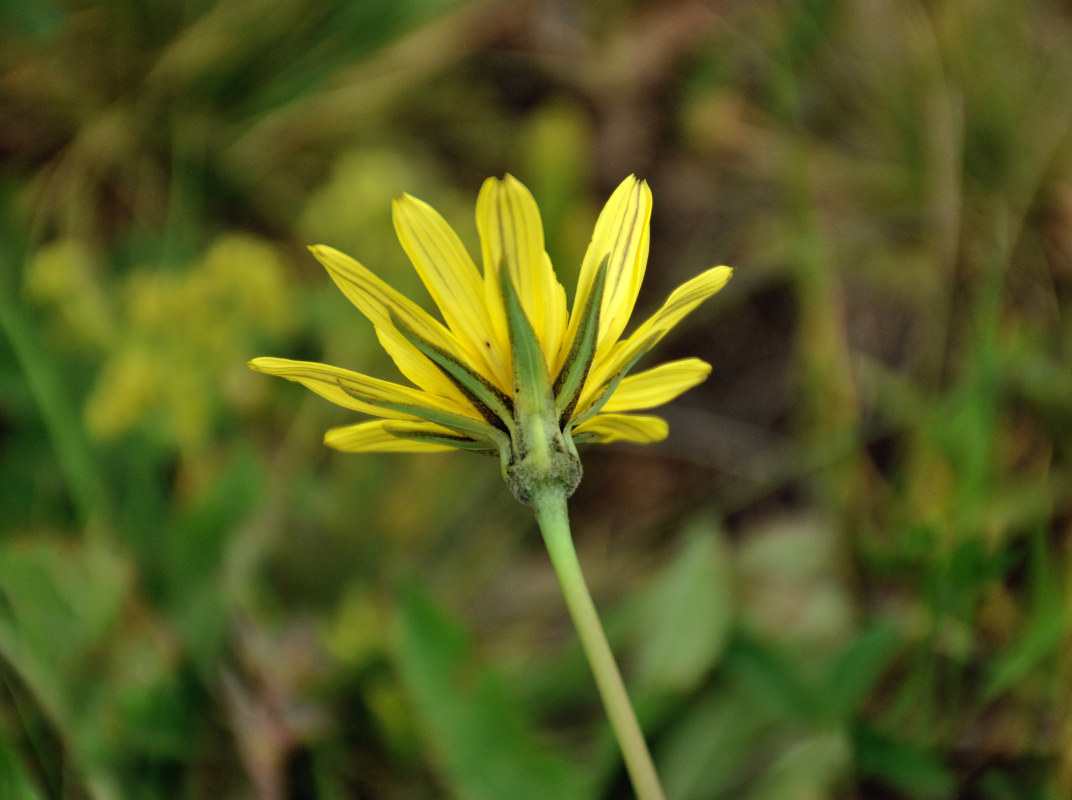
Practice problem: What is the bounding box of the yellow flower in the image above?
[251,175,731,503]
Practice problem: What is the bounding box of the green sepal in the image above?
[570,432,599,445]
[553,254,607,425]
[499,411,583,504]
[498,264,582,504]
[568,342,655,429]
[500,262,554,422]
[388,309,514,433]
[334,379,509,452]
[383,424,498,455]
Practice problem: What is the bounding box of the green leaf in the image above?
[394,585,594,800]
[0,539,129,692]
[745,730,851,800]
[0,251,107,526]
[984,527,1067,701]
[657,688,770,800]
[0,742,48,800]
[0,537,131,795]
[157,446,266,674]
[855,727,955,799]
[821,623,901,720]
[723,638,823,721]
[629,522,734,695]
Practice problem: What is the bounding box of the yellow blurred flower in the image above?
[84,347,161,439]
[24,239,115,348]
[86,234,293,448]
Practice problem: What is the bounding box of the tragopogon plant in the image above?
[251,175,732,800]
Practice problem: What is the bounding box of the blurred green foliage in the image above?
[2,0,1071,798]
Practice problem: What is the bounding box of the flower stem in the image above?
[530,490,667,800]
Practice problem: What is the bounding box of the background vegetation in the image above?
[2,0,1071,798]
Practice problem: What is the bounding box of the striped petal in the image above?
[325,420,457,452]
[392,194,509,390]
[248,357,468,420]
[476,175,567,367]
[601,357,711,413]
[565,176,652,366]
[310,245,473,407]
[572,413,669,443]
[580,265,733,411]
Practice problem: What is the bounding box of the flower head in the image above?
[251,175,731,504]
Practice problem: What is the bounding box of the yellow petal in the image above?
[542,250,569,363]
[309,244,472,406]
[572,413,669,443]
[248,357,470,420]
[582,265,733,407]
[476,175,567,367]
[601,358,711,413]
[392,194,509,390]
[324,420,458,452]
[564,176,652,368]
